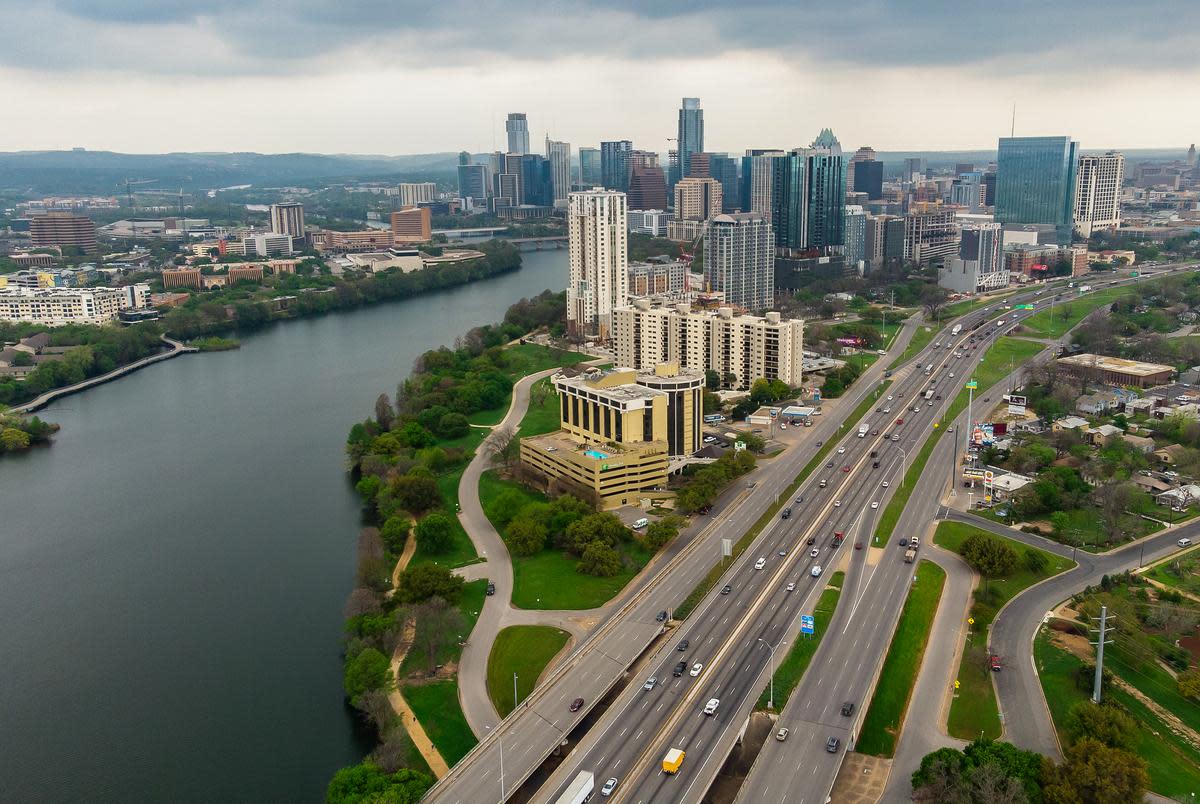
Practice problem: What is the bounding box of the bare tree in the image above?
[343,586,383,619]
[921,285,950,322]
[374,393,395,430]
[1094,481,1135,545]
[370,729,416,773]
[357,688,398,735]
[414,596,467,674]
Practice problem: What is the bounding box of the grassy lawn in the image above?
[466,343,590,426]
[889,322,939,370]
[1145,543,1200,595]
[516,377,562,438]
[1018,285,1137,338]
[844,352,880,373]
[757,572,844,710]
[402,680,477,765]
[487,625,571,717]
[876,337,1046,543]
[478,469,547,526]
[511,543,651,609]
[1034,631,1200,799]
[933,522,1075,740]
[401,579,487,677]
[674,380,892,620]
[856,560,946,757]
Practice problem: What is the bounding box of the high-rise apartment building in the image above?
[579,148,602,187]
[506,113,529,155]
[567,189,629,341]
[269,202,305,237]
[707,154,741,213]
[995,136,1079,245]
[864,214,906,269]
[391,206,432,243]
[904,203,959,264]
[627,256,687,296]
[601,140,634,192]
[939,221,1007,293]
[771,151,807,250]
[671,98,704,189]
[612,300,804,391]
[741,150,785,220]
[546,139,572,207]
[396,182,436,208]
[843,206,867,269]
[704,213,775,313]
[805,129,845,251]
[30,212,97,254]
[950,172,985,211]
[673,177,722,222]
[1074,151,1124,237]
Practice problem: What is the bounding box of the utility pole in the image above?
[513,672,519,711]
[1091,606,1114,704]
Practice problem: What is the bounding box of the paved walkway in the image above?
[11,334,197,414]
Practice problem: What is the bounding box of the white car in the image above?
[949,373,955,378]
[786,581,796,592]
[703,698,720,715]
[809,548,819,558]
[690,663,703,677]
[643,677,656,690]
[838,447,846,454]
[601,777,618,797]
[882,480,890,488]
[887,395,894,400]
[883,406,891,413]
[754,557,766,570]
[811,565,823,577]
[780,423,787,430]
[871,501,879,509]
[834,500,842,507]
[703,436,716,443]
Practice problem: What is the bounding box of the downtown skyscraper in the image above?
[601,140,633,192]
[995,136,1079,245]
[705,213,775,313]
[506,113,530,155]
[567,189,629,341]
[545,138,572,207]
[1074,151,1125,237]
[671,98,704,190]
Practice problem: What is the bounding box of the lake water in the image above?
[0,249,566,803]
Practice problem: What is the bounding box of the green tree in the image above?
[1065,701,1138,751]
[326,763,432,804]
[436,412,470,439]
[355,474,382,503]
[1041,738,1148,804]
[959,532,1018,579]
[577,541,622,577]
[1024,548,1048,574]
[396,421,437,449]
[564,512,627,554]
[413,512,455,554]
[505,515,547,557]
[395,563,464,604]
[486,487,529,528]
[1178,668,1200,699]
[388,472,441,515]
[644,518,680,551]
[379,517,411,554]
[343,647,392,703]
[704,369,720,390]
[1,427,32,451]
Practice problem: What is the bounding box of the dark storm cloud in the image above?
[3,0,1197,75]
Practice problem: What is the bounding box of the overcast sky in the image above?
[2,0,1197,155]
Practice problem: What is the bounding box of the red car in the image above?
[896,418,905,425]
[989,655,1002,672]
[570,697,584,711]
[842,465,851,472]
[855,541,864,550]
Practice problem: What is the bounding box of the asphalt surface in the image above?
[424,317,921,803]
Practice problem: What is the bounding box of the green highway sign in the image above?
[966,380,978,389]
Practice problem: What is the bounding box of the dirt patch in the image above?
[831,752,892,804]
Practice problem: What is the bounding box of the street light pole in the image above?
[899,447,908,488]
[513,672,518,712]
[758,638,778,709]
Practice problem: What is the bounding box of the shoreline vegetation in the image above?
[188,336,240,351]
[0,411,59,457]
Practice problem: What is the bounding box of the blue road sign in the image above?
[800,614,815,635]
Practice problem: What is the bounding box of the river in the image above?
[0,249,566,803]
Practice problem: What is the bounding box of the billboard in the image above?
[836,336,866,346]
[971,423,995,445]
[963,467,987,478]
[1008,395,1028,406]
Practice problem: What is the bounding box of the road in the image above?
[424,317,922,803]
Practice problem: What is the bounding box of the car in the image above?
[656,610,668,622]
[883,406,891,414]
[876,406,882,413]
[819,479,828,488]
[949,372,955,378]
[601,777,618,797]
[935,394,942,400]
[778,548,787,556]
[899,537,908,546]
[1179,538,1193,548]
[842,465,851,473]
[882,480,890,487]
[816,440,823,447]
[887,394,894,401]
[896,418,904,424]
[776,727,790,741]
[674,661,687,676]
[570,697,584,712]
[703,435,715,443]
[811,565,823,577]
[809,548,819,558]
[855,541,863,550]
[837,446,846,454]
[897,391,904,397]
[826,461,834,468]
[834,530,844,542]
[781,508,791,519]
[721,584,732,595]
[928,401,934,407]
[703,698,720,715]
[807,535,816,545]
[786,581,796,592]
[826,736,841,753]
[486,582,496,596]
[872,461,880,469]
[834,500,842,507]
[755,557,767,570]
[990,654,1002,672]
[780,423,787,430]
[795,496,803,504]
[841,701,855,716]
[891,433,900,441]
[677,639,690,651]
[871,500,879,509]
[871,430,879,436]
[690,662,703,677]
[947,426,955,433]
[643,677,657,690]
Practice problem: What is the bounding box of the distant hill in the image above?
[0,150,462,196]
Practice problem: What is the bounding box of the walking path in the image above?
[11,335,197,414]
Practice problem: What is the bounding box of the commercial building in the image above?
[704,212,775,313]
[579,148,602,187]
[706,154,740,213]
[671,98,704,189]
[805,129,845,251]
[235,233,294,257]
[601,140,633,192]
[1056,353,1174,388]
[546,139,571,207]
[269,202,306,238]
[843,206,867,270]
[628,209,669,237]
[939,222,1007,293]
[506,112,529,155]
[674,177,722,222]
[391,206,432,243]
[770,151,807,250]
[850,146,883,200]
[904,203,960,264]
[995,136,1079,245]
[11,253,56,268]
[0,284,149,326]
[457,161,490,203]
[567,189,629,341]
[162,268,202,289]
[1074,151,1125,237]
[740,149,785,220]
[611,299,804,390]
[312,229,395,252]
[666,219,707,243]
[950,172,985,212]
[627,256,687,296]
[628,163,668,211]
[397,183,436,208]
[519,432,668,510]
[30,212,98,254]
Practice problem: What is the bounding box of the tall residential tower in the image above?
[567,189,629,341]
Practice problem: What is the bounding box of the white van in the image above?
[703,698,720,715]
[633,517,649,530]
[1179,538,1193,548]
[755,557,767,570]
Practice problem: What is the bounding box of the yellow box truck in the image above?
[662,748,685,774]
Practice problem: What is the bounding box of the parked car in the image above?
[990,655,1002,671]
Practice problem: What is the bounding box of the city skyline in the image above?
[0,1,1196,153]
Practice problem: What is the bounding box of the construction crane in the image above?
[121,178,156,209]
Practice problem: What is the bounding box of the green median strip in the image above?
[756,571,844,710]
[486,625,571,718]
[674,380,891,620]
[855,560,946,757]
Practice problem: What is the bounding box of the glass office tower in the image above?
[995,136,1079,245]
